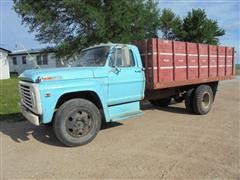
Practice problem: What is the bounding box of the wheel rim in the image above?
[202,92,211,109]
[65,110,93,137]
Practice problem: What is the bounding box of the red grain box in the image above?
[134,38,235,89]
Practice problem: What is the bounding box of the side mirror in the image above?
[110,66,121,74]
[114,66,121,73]
[109,46,122,74]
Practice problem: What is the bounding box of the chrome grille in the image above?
[19,84,34,109]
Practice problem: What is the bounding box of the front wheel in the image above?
[53,98,101,147]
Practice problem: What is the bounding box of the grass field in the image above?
[0,77,24,122]
[235,64,240,75]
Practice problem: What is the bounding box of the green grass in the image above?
[0,77,25,122]
[235,64,240,75]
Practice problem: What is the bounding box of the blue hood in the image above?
[19,67,97,82]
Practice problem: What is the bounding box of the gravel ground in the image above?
[0,77,239,179]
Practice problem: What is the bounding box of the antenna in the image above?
[16,42,40,69]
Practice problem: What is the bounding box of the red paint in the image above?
[134,39,235,90]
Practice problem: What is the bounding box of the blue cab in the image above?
[19,44,146,146]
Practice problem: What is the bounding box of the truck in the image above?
[18,38,235,147]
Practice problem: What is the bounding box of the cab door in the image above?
[107,46,144,106]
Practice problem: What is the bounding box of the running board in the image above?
[108,101,143,122]
[110,110,144,122]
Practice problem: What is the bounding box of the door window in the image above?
[109,47,135,67]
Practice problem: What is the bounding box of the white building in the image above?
[0,47,11,80]
[9,48,63,75]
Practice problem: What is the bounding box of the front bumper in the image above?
[19,103,40,126]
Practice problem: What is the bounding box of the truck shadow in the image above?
[0,113,25,122]
[1,101,191,147]
[0,115,122,147]
[140,101,193,115]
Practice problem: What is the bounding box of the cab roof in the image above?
[82,43,129,51]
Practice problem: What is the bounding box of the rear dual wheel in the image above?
[185,85,214,115]
[192,85,214,115]
[185,88,195,113]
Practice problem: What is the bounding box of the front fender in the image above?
[38,78,108,123]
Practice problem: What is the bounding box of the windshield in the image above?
[74,46,110,67]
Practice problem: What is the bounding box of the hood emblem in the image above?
[36,76,62,83]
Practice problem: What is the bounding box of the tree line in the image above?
[14,0,225,57]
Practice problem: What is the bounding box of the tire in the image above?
[150,97,172,107]
[184,88,195,113]
[210,82,218,101]
[53,98,101,147]
[192,85,213,115]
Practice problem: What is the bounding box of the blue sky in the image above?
[158,0,240,63]
[0,0,239,63]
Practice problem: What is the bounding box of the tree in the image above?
[159,8,225,45]
[14,0,160,58]
[181,9,225,44]
[14,1,225,58]
[159,9,182,40]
